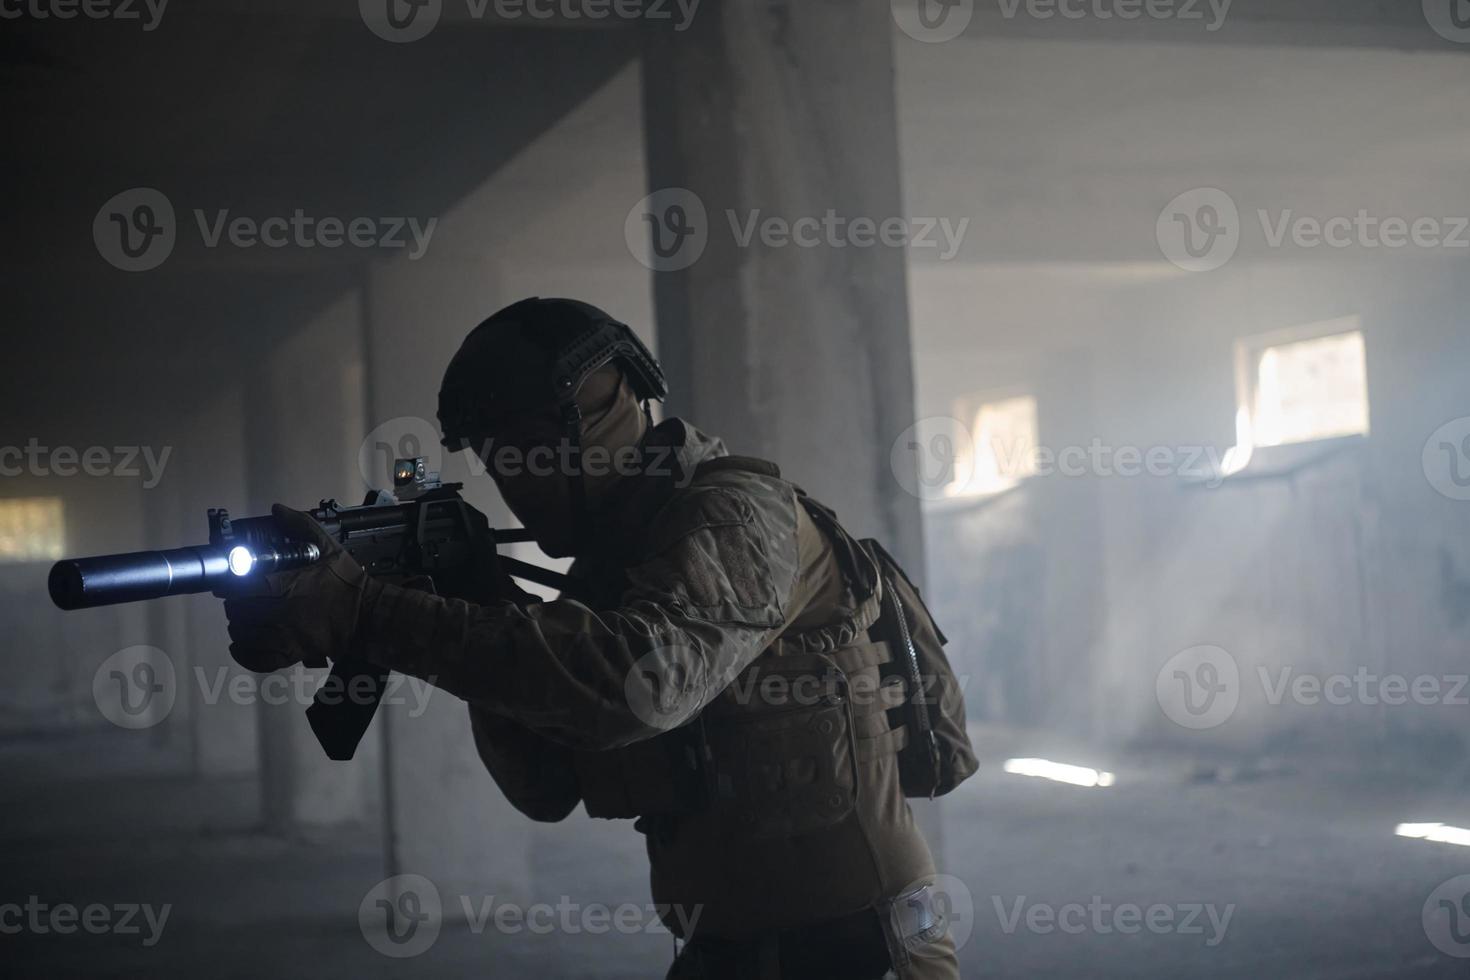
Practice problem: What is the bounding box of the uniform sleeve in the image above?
[357,482,804,752]
[468,705,582,822]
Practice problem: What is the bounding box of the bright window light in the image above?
[0,497,65,563]
[1250,326,1369,448]
[1396,823,1470,847]
[1221,319,1370,475]
[1003,758,1116,788]
[946,394,1039,498]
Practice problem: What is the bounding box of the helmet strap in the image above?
[560,399,590,548]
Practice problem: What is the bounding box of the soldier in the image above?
[224,298,975,979]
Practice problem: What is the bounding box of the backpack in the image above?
[862,539,978,798]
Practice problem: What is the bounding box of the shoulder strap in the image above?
[689,456,882,606]
[796,493,879,601]
[859,538,947,646]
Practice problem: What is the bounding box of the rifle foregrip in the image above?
[305,659,389,761]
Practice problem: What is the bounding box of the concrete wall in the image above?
[916,257,1470,757]
[243,289,383,829]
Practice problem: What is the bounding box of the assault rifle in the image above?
[48,457,565,760]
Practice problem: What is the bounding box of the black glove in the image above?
[223,504,380,673]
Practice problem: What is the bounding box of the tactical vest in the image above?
[572,456,974,842]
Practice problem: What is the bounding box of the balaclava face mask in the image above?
[576,364,651,512]
[479,363,649,558]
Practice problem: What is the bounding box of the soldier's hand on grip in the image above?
[224,504,378,673]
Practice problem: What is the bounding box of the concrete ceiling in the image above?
[6,4,1468,413]
[893,0,1469,51]
[2,12,638,413]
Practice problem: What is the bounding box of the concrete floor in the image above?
[4,728,1470,978]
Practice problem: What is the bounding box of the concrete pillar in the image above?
[180,386,258,779]
[639,0,939,847]
[244,291,381,832]
[640,0,925,574]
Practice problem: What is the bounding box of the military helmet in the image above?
[437,297,666,451]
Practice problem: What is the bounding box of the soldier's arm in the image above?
[356,482,804,752]
[469,707,583,821]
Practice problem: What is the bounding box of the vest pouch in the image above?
[702,653,859,841]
